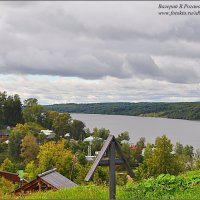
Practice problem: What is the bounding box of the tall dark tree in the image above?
[8,124,31,162]
[0,92,6,128]
[4,94,23,126]
[52,112,71,138]
[23,98,44,124]
[0,92,23,127]
[70,120,85,140]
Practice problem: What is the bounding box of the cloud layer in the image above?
[0,2,200,103]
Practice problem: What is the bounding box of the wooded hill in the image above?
[45,102,200,120]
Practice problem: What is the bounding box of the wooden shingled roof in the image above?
[38,168,77,188]
[15,168,77,195]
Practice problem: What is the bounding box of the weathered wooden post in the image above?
[85,135,135,200]
[109,140,116,200]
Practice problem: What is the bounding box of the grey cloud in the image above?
[0,2,200,84]
[123,55,200,84]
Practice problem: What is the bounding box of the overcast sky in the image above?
[0,1,200,104]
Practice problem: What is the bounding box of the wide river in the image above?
[71,113,200,149]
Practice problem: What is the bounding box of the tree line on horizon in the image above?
[45,101,200,120]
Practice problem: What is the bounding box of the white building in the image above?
[40,129,56,139]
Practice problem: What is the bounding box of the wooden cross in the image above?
[85,135,135,200]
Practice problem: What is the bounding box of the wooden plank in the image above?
[85,135,114,181]
[115,140,136,179]
[99,159,124,166]
[109,141,116,200]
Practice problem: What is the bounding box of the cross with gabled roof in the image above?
[85,135,135,200]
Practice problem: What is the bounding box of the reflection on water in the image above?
[71,113,200,149]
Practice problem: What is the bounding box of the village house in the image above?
[15,168,77,195]
[0,170,27,186]
[40,129,55,139]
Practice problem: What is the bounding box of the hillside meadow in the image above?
[12,169,200,199]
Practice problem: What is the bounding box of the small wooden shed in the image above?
[15,168,77,195]
[0,170,21,184]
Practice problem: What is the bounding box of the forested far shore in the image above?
[45,102,200,120]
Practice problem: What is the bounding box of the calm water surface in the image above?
[71,113,200,149]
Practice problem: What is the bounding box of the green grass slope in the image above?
[24,170,200,199]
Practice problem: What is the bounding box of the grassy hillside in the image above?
[23,170,200,199]
[45,102,200,120]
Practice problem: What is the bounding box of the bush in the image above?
[125,170,200,199]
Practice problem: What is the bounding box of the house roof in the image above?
[0,170,21,183]
[38,168,77,189]
[15,168,77,195]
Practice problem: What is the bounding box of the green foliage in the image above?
[25,122,44,133]
[0,177,15,196]
[66,140,88,154]
[0,142,8,164]
[45,102,200,120]
[74,163,91,184]
[137,135,183,179]
[93,127,110,140]
[93,167,109,185]
[22,98,44,124]
[21,134,39,164]
[70,119,86,140]
[52,112,71,138]
[174,143,194,172]
[8,124,31,162]
[37,140,74,178]
[0,91,23,128]
[120,137,144,168]
[77,151,87,166]
[125,170,200,199]
[116,131,130,143]
[0,158,16,173]
[23,170,200,200]
[24,161,39,181]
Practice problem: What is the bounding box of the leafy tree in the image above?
[92,138,104,155]
[77,151,87,166]
[0,92,7,128]
[52,113,71,138]
[120,137,145,168]
[8,124,31,162]
[21,134,39,164]
[153,135,175,174]
[0,91,23,127]
[43,110,59,130]
[137,135,183,180]
[174,143,194,171]
[24,161,39,181]
[70,120,85,140]
[183,145,194,158]
[0,177,15,195]
[67,140,88,154]
[23,98,43,124]
[4,94,24,126]
[93,127,110,140]
[0,158,16,173]
[38,140,74,178]
[174,142,184,155]
[116,131,130,143]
